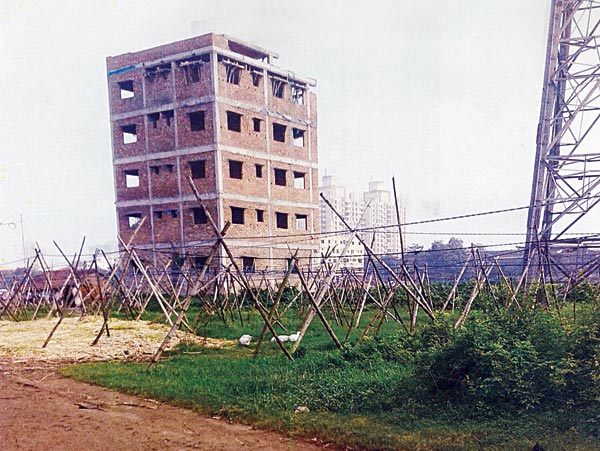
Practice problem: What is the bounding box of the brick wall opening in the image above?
[276,212,288,229]
[229,160,243,179]
[227,111,242,132]
[231,206,245,224]
[293,171,305,189]
[274,168,286,186]
[293,128,305,147]
[118,80,134,99]
[192,207,207,224]
[121,124,137,144]
[190,160,206,179]
[296,214,307,230]
[126,213,142,228]
[124,169,140,188]
[189,111,205,131]
[273,123,286,142]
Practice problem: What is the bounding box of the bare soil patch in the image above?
[0,318,329,451]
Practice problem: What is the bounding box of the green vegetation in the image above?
[62,291,600,451]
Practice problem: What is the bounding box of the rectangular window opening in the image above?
[165,164,174,173]
[293,172,305,189]
[242,256,256,273]
[121,124,137,144]
[293,128,305,147]
[226,111,242,132]
[273,123,286,143]
[124,169,140,188]
[291,85,305,105]
[219,57,243,85]
[192,207,207,225]
[256,209,264,222]
[231,206,245,225]
[252,118,262,132]
[190,160,206,179]
[150,165,160,175]
[154,210,163,219]
[274,168,287,186]
[296,214,307,231]
[180,59,203,84]
[148,113,160,129]
[126,213,142,229]
[162,110,174,127]
[255,164,263,178]
[193,256,208,269]
[166,209,179,218]
[229,160,243,179]
[118,80,134,99]
[276,212,288,229]
[189,111,205,131]
[225,64,241,85]
[271,78,285,98]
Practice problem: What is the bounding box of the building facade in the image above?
[319,176,404,268]
[106,34,319,272]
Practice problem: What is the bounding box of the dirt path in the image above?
[0,363,330,451]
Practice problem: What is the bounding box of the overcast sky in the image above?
[0,0,550,267]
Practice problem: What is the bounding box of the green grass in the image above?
[61,298,600,451]
[63,343,599,451]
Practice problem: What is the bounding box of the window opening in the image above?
[180,60,202,83]
[193,256,208,269]
[231,207,245,224]
[144,63,171,81]
[154,210,163,219]
[220,57,243,85]
[190,160,206,179]
[121,124,137,144]
[150,165,160,175]
[293,128,305,147]
[287,258,298,274]
[192,207,207,224]
[293,172,305,189]
[189,111,205,131]
[273,123,286,142]
[162,110,174,126]
[124,169,139,188]
[274,168,286,186]
[148,113,159,129]
[227,111,242,132]
[229,160,243,179]
[165,164,174,173]
[276,212,288,229]
[166,209,179,218]
[118,80,134,99]
[126,213,142,229]
[252,118,262,132]
[270,76,285,98]
[242,256,256,273]
[255,164,263,178]
[291,85,305,105]
[296,214,307,230]
[256,209,264,222]
[250,68,262,87]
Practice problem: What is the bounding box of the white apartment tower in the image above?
[319,176,405,268]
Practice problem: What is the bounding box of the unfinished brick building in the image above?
[106,34,318,272]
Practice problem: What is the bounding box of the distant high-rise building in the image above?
[319,176,405,268]
[106,33,319,272]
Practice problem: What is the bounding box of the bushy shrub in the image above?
[410,311,568,416]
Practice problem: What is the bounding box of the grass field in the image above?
[62,296,600,451]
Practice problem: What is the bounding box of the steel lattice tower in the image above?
[525,0,600,279]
